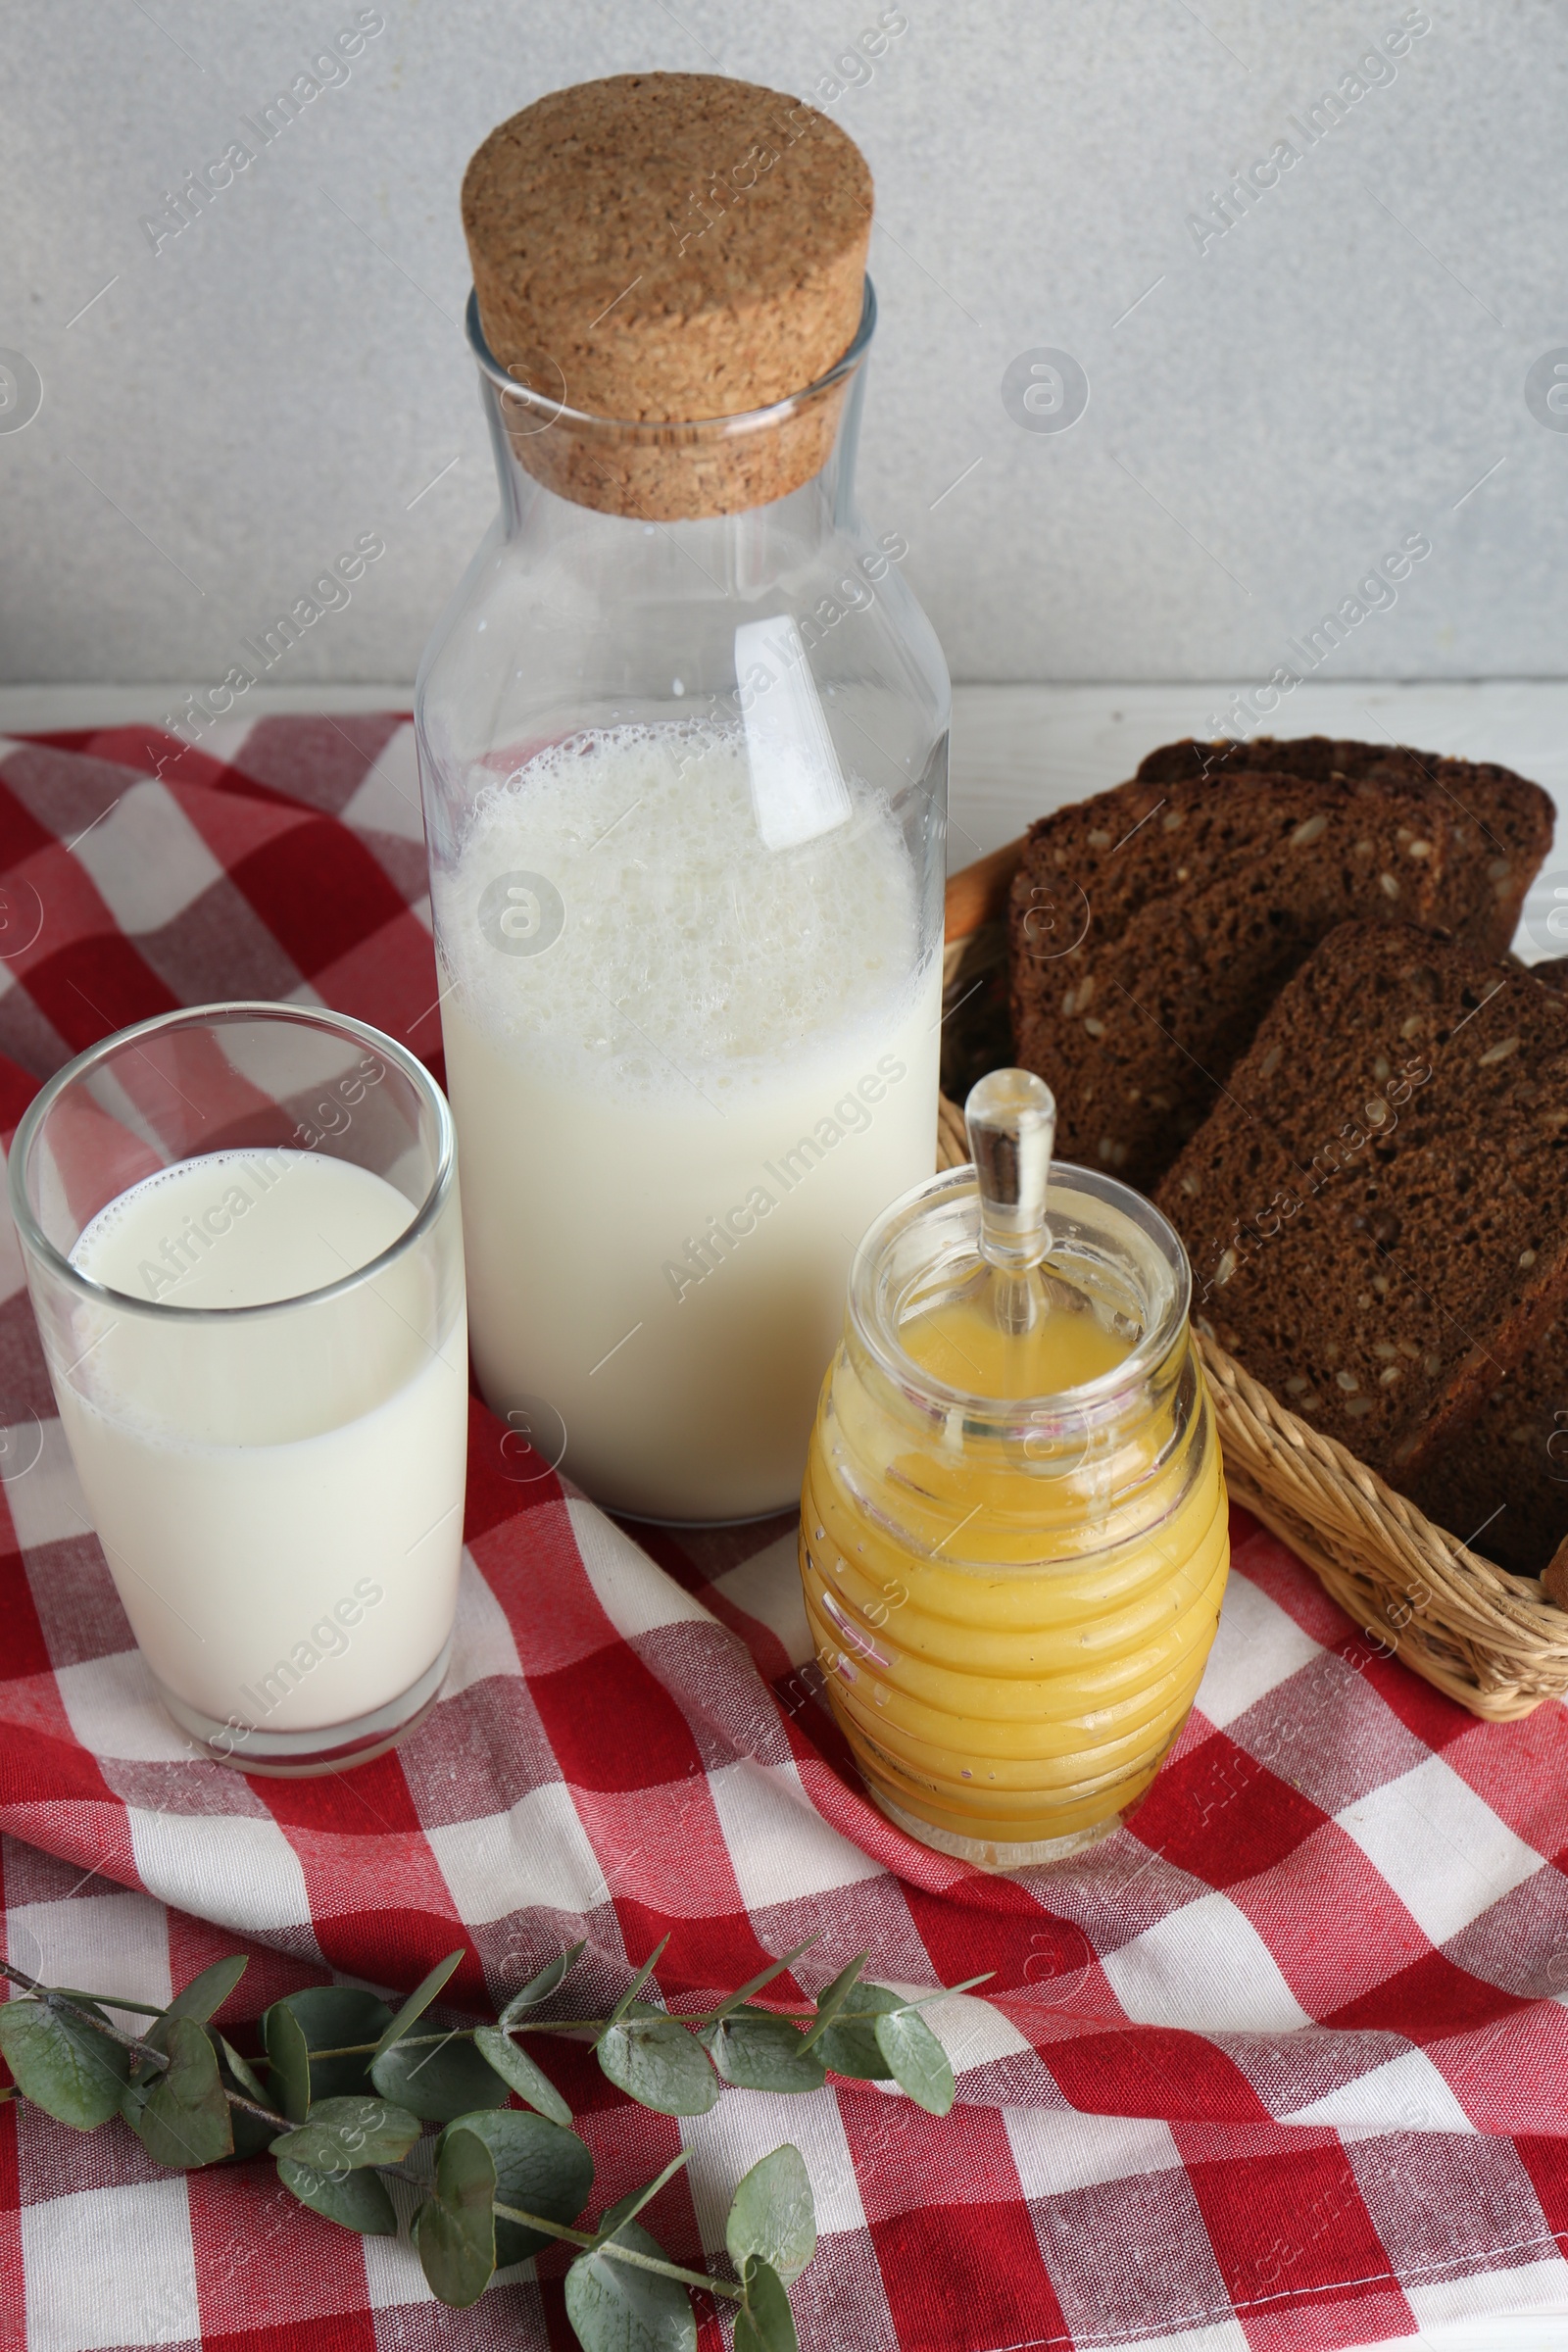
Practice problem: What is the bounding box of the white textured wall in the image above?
[3,1,1565,695]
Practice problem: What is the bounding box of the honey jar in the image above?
[800,1071,1230,1867]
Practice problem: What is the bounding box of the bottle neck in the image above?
[481,357,864,578]
[468,277,874,555]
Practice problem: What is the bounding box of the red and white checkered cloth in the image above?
[1,713,1567,2352]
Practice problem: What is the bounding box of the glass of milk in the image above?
[9,1004,467,1773]
[416,279,951,1522]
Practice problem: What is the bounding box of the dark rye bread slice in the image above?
[1029,885,1357,1189]
[1008,736,1554,1194]
[1137,735,1552,957]
[1009,760,1461,965]
[1152,924,1568,1486]
[1401,1316,1568,1577]
[1011,770,1475,1191]
[1394,904,1568,1565]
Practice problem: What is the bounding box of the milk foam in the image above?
[439,723,925,1099]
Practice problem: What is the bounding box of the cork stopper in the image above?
[461,74,874,520]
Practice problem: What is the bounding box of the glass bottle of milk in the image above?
[416,281,949,1522]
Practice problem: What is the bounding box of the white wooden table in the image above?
[6,674,1565,888]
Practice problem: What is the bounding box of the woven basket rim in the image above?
[1194,1328,1568,1635]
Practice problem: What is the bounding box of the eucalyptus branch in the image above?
[53,1987,168,2016]
[306,1984,991,2063]
[490,2200,745,2298]
[303,2019,612,2057]
[0,1933,977,2350]
[372,2164,744,2302]
[2,1958,282,2134]
[222,2083,293,2132]
[1,1960,170,2065]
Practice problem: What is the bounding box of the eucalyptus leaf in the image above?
[605,1937,671,2033]
[270,2094,420,2173]
[725,2145,815,2286]
[564,2216,697,2352]
[596,2153,689,2240]
[276,2154,397,2234]
[895,1970,996,2009]
[700,2010,825,2095]
[736,2257,800,2352]
[268,1985,393,2102]
[215,2035,280,2161]
[472,2025,571,2125]
[161,1954,248,2030]
[263,2000,312,2124]
[222,2108,277,2164]
[446,2106,595,2268]
[799,1953,867,2057]
[372,1948,466,2061]
[499,1940,585,2030]
[370,2030,510,2124]
[218,2034,275,2114]
[130,2015,233,2170]
[0,1997,128,2130]
[54,1988,166,2017]
[597,2016,718,2116]
[873,2004,955,2116]
[415,2124,497,2309]
[710,1936,819,2026]
[814,1984,900,2081]
[596,2185,649,2235]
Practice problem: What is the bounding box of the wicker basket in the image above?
[937,836,1568,1722]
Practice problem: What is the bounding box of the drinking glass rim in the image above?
[8,1001,458,1324]
[466,273,878,436]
